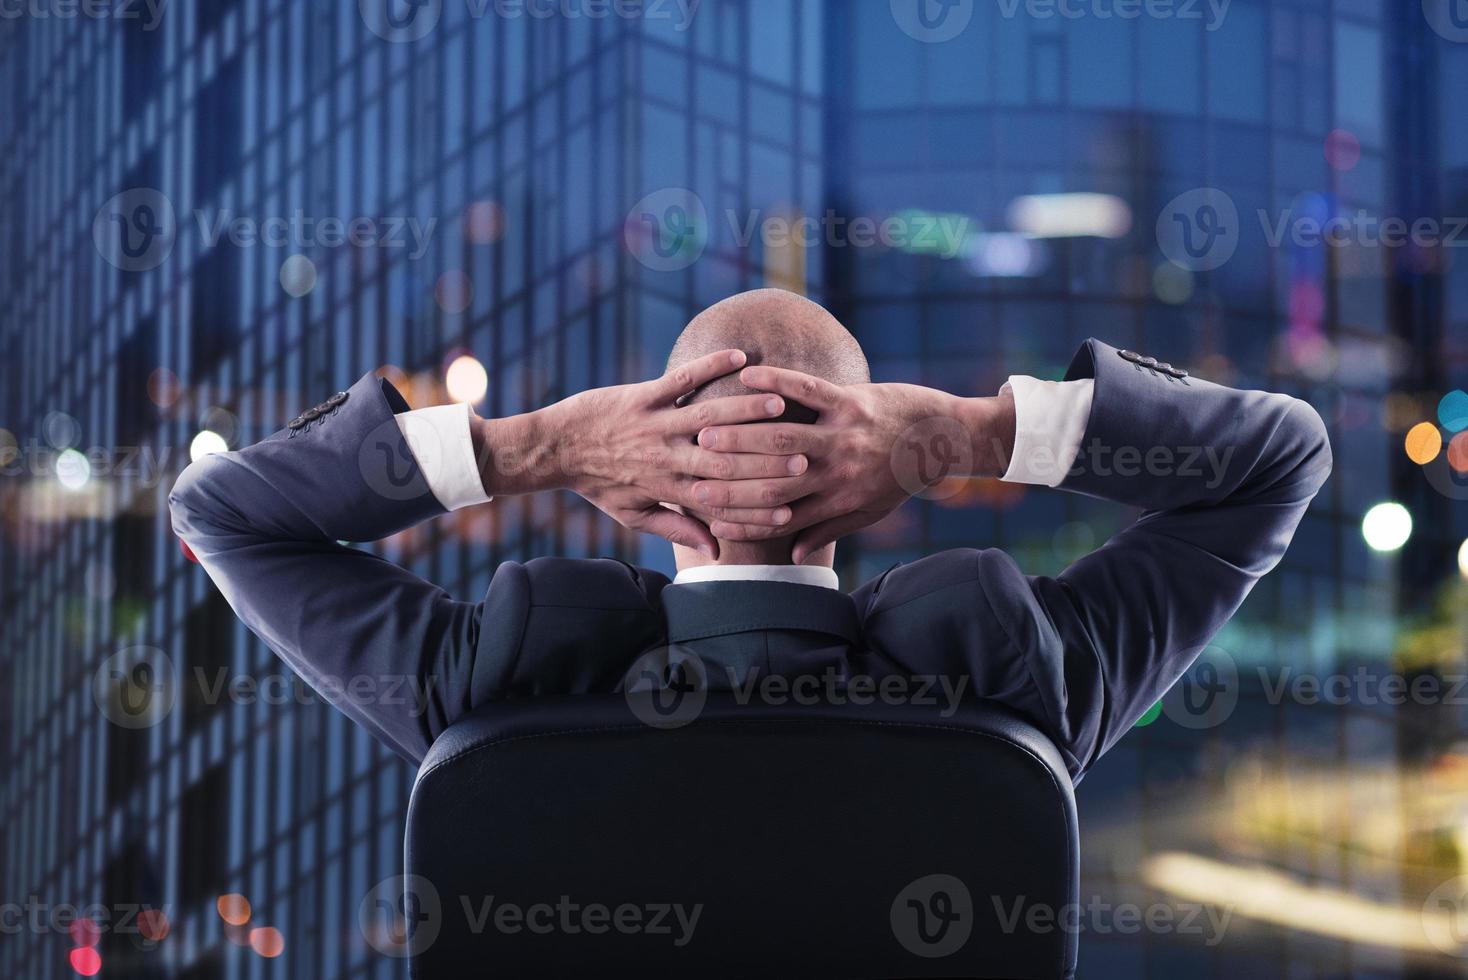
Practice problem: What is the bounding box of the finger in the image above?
[697,423,822,456]
[631,505,719,558]
[648,349,746,404]
[792,513,871,564]
[682,448,808,481]
[699,505,793,527]
[672,392,786,432]
[692,475,808,509]
[707,518,792,542]
[738,365,847,413]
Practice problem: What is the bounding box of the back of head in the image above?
[666,288,869,564]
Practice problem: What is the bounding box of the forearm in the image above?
[471,402,574,498]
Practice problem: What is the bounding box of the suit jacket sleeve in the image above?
[1024,339,1332,775]
[862,339,1332,780]
[168,372,524,764]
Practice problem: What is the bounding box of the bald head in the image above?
[667,289,869,415]
[666,288,869,567]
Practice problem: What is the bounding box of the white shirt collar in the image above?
[672,564,840,590]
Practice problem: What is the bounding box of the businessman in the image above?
[170,288,1332,779]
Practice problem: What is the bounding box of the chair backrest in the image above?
[401,695,1078,978]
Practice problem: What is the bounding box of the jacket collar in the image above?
[660,580,860,646]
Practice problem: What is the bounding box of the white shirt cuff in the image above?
[1000,376,1095,487]
[394,404,491,511]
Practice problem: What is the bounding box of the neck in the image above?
[672,541,837,572]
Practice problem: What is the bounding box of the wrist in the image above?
[472,405,568,496]
[953,391,1016,480]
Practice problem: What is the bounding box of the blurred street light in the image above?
[190,430,229,462]
[56,449,90,490]
[445,354,488,404]
[1362,502,1412,553]
[1007,193,1131,239]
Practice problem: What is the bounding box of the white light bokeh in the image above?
[445,355,488,404]
[1361,502,1412,553]
[279,255,317,298]
[1006,193,1132,239]
[1459,538,1468,581]
[190,430,229,462]
[56,449,90,490]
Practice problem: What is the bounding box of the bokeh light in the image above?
[279,254,318,298]
[1361,502,1412,553]
[56,449,90,490]
[249,926,285,957]
[137,908,170,942]
[147,367,182,408]
[68,947,101,976]
[445,354,488,404]
[190,430,229,462]
[1440,390,1468,432]
[44,410,79,449]
[1323,128,1361,171]
[464,200,506,244]
[1449,432,1468,474]
[216,893,251,926]
[201,406,239,445]
[1404,422,1443,465]
[1152,263,1194,304]
[1007,193,1131,239]
[68,917,100,948]
[1459,539,1468,581]
[435,270,473,314]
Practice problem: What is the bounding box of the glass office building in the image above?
[1,1,1465,977]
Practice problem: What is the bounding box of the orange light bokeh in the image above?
[216,893,252,927]
[249,926,285,958]
[1404,422,1443,465]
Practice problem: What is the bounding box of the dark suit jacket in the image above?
[169,339,1332,779]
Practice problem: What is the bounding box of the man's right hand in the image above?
[473,350,807,558]
[691,367,1016,562]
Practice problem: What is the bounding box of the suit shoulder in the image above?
[518,556,670,609]
[856,548,1039,620]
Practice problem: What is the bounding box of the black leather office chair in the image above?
[403,695,1078,978]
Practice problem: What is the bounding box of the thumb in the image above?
[792,514,867,565]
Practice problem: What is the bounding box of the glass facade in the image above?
[1,1,1465,977]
